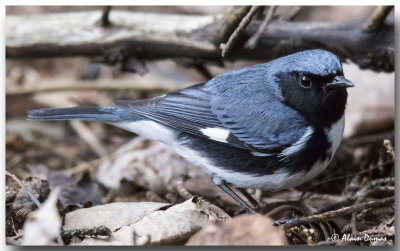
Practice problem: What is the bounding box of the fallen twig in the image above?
[356,205,394,222]
[366,176,395,189]
[281,196,394,229]
[350,190,367,234]
[299,160,394,200]
[349,177,394,234]
[345,131,394,145]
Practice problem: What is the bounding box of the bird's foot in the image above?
[273,217,297,226]
[233,206,257,216]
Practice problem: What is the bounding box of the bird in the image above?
[27,49,354,214]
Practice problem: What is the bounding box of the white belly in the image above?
[112,116,345,191]
[175,116,345,191]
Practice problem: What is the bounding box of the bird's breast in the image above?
[324,115,345,158]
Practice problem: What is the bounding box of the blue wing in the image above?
[114,84,308,155]
[114,78,309,155]
[206,82,309,151]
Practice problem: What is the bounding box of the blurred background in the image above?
[5,6,395,246]
[6,6,394,136]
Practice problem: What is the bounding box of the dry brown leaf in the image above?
[95,136,238,207]
[96,137,192,194]
[22,188,61,245]
[186,214,286,246]
[81,197,230,245]
[63,201,169,232]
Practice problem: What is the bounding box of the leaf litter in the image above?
[5,52,394,246]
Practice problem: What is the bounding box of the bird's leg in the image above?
[237,187,261,207]
[212,174,256,214]
[272,217,298,226]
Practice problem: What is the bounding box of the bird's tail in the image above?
[27,106,130,122]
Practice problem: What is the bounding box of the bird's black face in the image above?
[276,70,354,127]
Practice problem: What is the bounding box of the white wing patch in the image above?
[200,127,230,143]
[279,126,314,161]
[251,151,273,157]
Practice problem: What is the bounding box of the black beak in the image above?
[325,76,354,90]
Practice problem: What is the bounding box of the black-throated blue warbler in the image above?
[28,49,354,214]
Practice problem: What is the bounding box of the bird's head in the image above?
[273,49,354,126]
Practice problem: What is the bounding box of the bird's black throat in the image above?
[275,71,348,128]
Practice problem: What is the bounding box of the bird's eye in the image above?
[299,75,312,88]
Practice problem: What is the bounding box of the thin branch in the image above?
[281,196,394,229]
[6,10,395,72]
[350,190,367,234]
[345,131,394,145]
[6,171,64,245]
[350,176,395,234]
[299,159,394,200]
[99,6,112,27]
[363,6,393,31]
[221,6,262,57]
[367,177,395,188]
[245,6,277,49]
[212,6,252,44]
[5,171,42,209]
